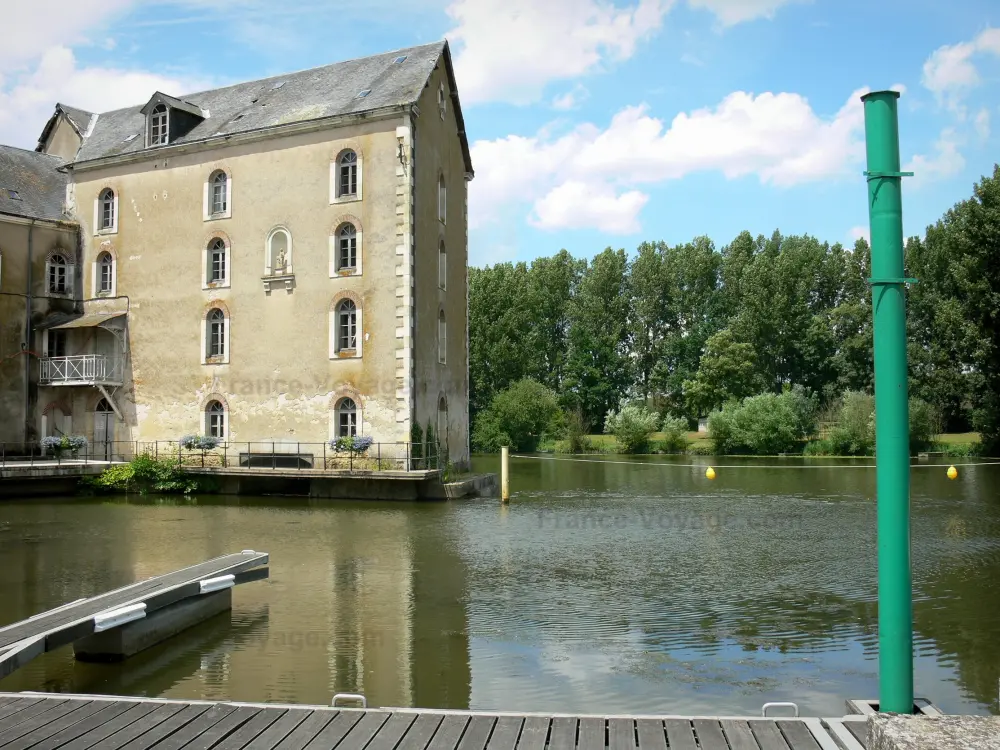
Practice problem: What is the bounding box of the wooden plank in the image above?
[301,711,365,750]
[425,715,470,750]
[577,718,603,750]
[0,701,104,750]
[335,711,391,750]
[0,700,38,721]
[212,708,288,750]
[748,722,790,750]
[485,717,521,750]
[0,699,62,733]
[636,720,668,750]
[513,718,547,750]
[173,706,262,750]
[845,722,866,746]
[271,712,340,750]
[395,714,443,750]
[691,720,729,750]
[115,705,215,750]
[366,714,416,750]
[241,710,312,750]
[607,719,635,750]
[14,702,137,750]
[547,718,576,750]
[720,720,761,750]
[38,703,160,750]
[457,716,495,750]
[774,723,820,750]
[662,720,695,750]
[138,704,239,750]
[86,704,189,750]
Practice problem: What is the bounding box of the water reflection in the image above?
[0,456,997,717]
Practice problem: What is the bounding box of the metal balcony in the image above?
[39,355,123,386]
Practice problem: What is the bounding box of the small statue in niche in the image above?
[275,248,286,271]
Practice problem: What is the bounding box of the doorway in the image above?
[94,398,114,461]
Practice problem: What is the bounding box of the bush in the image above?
[909,397,941,454]
[825,391,875,456]
[472,379,560,452]
[331,435,373,453]
[560,406,592,454]
[707,391,812,455]
[657,415,690,453]
[604,403,660,454]
[179,434,221,450]
[81,454,202,494]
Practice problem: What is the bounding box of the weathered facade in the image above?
[3,41,473,468]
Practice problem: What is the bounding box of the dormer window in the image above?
[149,104,169,146]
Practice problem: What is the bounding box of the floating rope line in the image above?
[510,454,1000,469]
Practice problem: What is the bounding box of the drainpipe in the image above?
[24,219,35,446]
[861,90,915,714]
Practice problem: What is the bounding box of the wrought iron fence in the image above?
[38,355,124,385]
[0,441,136,467]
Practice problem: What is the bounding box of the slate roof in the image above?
[0,145,68,222]
[58,104,95,135]
[74,41,473,173]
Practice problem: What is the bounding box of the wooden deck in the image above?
[0,552,269,678]
[0,695,869,750]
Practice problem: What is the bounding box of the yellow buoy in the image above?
[706,467,716,480]
[947,465,958,480]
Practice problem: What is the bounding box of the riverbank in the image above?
[536,432,982,458]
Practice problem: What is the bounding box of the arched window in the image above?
[208,238,226,284]
[207,308,225,358]
[336,299,357,352]
[438,175,447,223]
[337,150,358,198]
[149,104,168,145]
[48,253,68,294]
[267,228,291,274]
[97,252,114,293]
[99,189,115,230]
[96,398,112,413]
[210,171,228,216]
[335,397,357,438]
[438,310,447,364]
[206,400,226,439]
[438,241,447,290]
[337,223,357,272]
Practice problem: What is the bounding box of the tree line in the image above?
[469,165,1000,454]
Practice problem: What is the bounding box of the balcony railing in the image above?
[39,355,123,386]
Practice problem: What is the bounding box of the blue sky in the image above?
[2,0,998,267]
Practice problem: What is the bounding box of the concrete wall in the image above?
[0,217,80,446]
[41,117,83,162]
[68,104,469,457]
[412,61,471,470]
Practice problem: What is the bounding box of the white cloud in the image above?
[448,0,674,105]
[848,226,870,245]
[531,180,649,233]
[974,107,990,141]
[471,87,870,233]
[686,0,802,26]
[552,85,590,111]
[0,46,212,149]
[1,0,134,68]
[904,128,966,186]
[921,27,1000,107]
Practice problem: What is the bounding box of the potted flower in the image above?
[331,435,373,454]
[40,435,88,458]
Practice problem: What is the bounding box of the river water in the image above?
[1,455,998,717]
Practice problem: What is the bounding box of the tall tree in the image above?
[527,249,583,393]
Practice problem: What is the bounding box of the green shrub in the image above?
[81,454,202,494]
[472,378,560,452]
[909,398,941,454]
[561,406,592,454]
[826,391,875,456]
[657,415,690,453]
[708,391,812,455]
[604,403,660,453]
[937,441,982,457]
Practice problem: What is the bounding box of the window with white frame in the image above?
[207,238,227,285]
[210,171,228,216]
[336,299,357,352]
[335,397,358,438]
[438,175,447,223]
[336,223,357,272]
[99,189,115,231]
[438,310,447,364]
[337,150,358,198]
[438,241,447,290]
[206,400,226,439]
[97,252,114,294]
[149,104,168,146]
[47,253,69,294]
[207,308,225,359]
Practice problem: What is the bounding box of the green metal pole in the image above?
[861,90,914,713]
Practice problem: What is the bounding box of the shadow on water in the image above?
[0,456,998,716]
